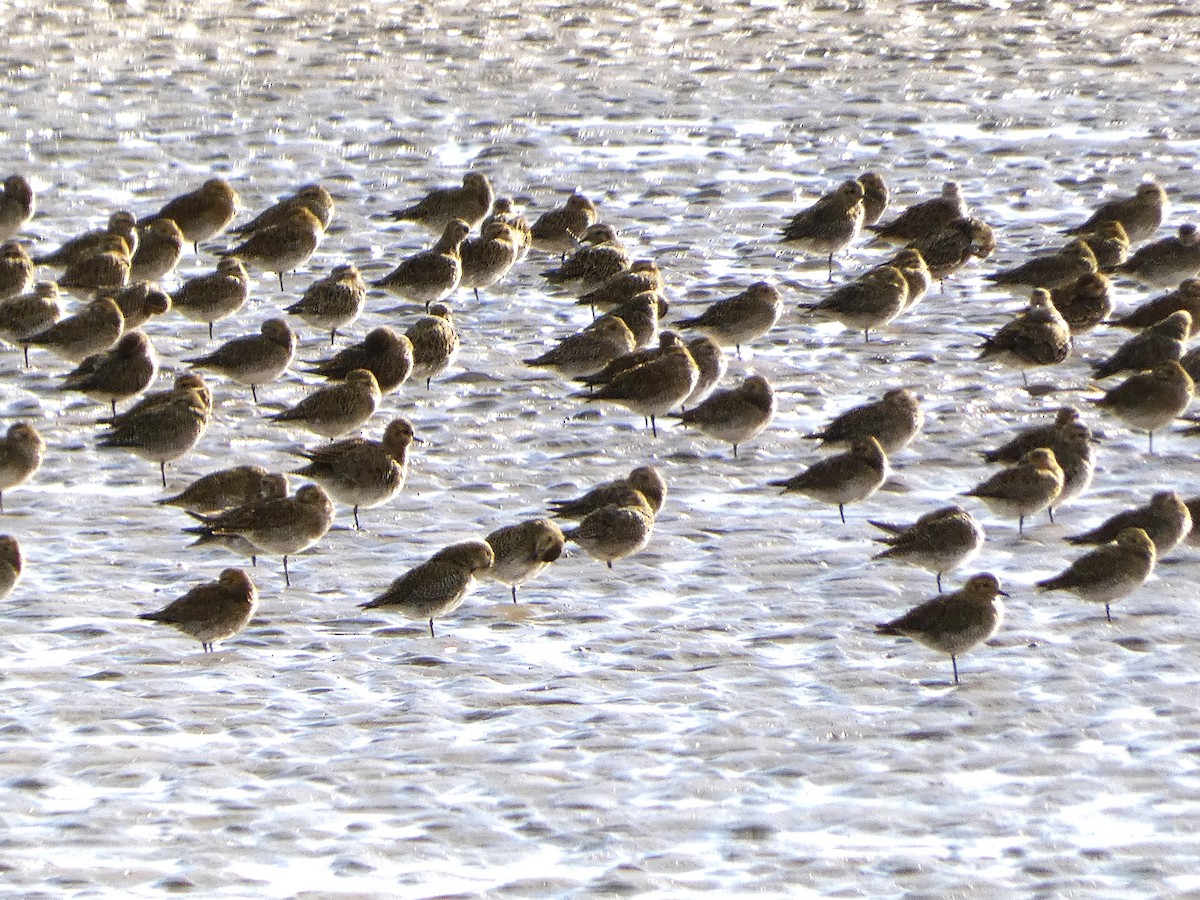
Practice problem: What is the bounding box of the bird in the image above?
[908,216,996,283]
[483,518,566,603]
[58,330,158,416]
[232,183,334,236]
[484,197,532,261]
[871,505,986,592]
[137,568,258,653]
[171,256,250,338]
[25,295,124,364]
[563,491,656,570]
[1049,272,1113,336]
[1107,223,1200,287]
[360,539,496,637]
[0,280,61,365]
[458,221,519,300]
[600,290,666,350]
[674,374,775,457]
[540,223,629,294]
[1091,360,1194,453]
[530,193,599,256]
[770,436,889,523]
[1108,278,1200,336]
[129,217,185,283]
[291,417,417,530]
[577,331,698,436]
[268,368,381,439]
[1065,181,1167,243]
[868,181,967,245]
[1079,220,1130,269]
[56,234,130,297]
[158,466,288,515]
[0,175,34,242]
[1044,419,1096,507]
[1036,527,1157,622]
[985,237,1098,290]
[858,172,889,227]
[887,248,933,312]
[798,264,908,341]
[286,263,367,344]
[805,387,923,456]
[674,281,782,358]
[406,302,459,389]
[304,326,414,394]
[389,172,494,233]
[98,374,211,487]
[1092,310,1190,380]
[963,447,1064,536]
[185,317,296,403]
[875,573,1007,685]
[0,240,34,300]
[99,281,172,333]
[524,316,637,379]
[780,179,865,279]
[977,289,1071,385]
[1066,491,1191,557]
[32,211,138,269]
[981,406,1081,465]
[0,423,44,513]
[549,465,667,520]
[185,484,334,587]
[681,335,726,409]
[372,219,470,310]
[142,178,240,252]
[0,535,22,600]
[220,205,323,290]
[575,260,665,315]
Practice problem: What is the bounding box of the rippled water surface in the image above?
[4,1,1200,896]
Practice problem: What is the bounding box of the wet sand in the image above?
[4,1,1200,895]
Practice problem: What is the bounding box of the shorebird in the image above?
[875,573,1007,685]
[858,172,889,227]
[780,179,865,279]
[0,423,44,513]
[1091,360,1194,453]
[129,217,185,283]
[159,466,288,515]
[530,193,598,256]
[986,237,1098,290]
[268,368,381,439]
[1049,272,1113,336]
[868,181,967,245]
[0,241,34,300]
[138,568,258,653]
[98,374,212,487]
[674,374,775,457]
[459,221,519,300]
[406,302,459,389]
[798,265,908,341]
[1065,181,1167,244]
[33,211,137,269]
[549,465,667,520]
[540,223,629,294]
[977,289,1071,385]
[871,505,986,592]
[0,535,21,600]
[305,326,414,394]
[1092,310,1190,380]
[292,417,417,529]
[0,175,34,241]
[964,447,1063,536]
[1066,491,1191,558]
[372,219,470,310]
[1108,223,1200,287]
[674,281,782,358]
[185,317,296,403]
[221,205,323,290]
[563,491,656,570]
[805,387,923,456]
[770,436,889,523]
[1108,279,1200,336]
[483,518,566,603]
[185,484,334,586]
[577,331,698,436]
[232,183,334,235]
[171,257,249,338]
[100,281,172,333]
[0,281,60,365]
[25,295,124,364]
[1037,527,1157,622]
[524,316,637,379]
[360,539,496,636]
[287,263,367,344]
[58,330,158,416]
[389,173,494,233]
[142,178,240,252]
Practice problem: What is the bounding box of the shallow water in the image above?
[3,1,1200,896]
